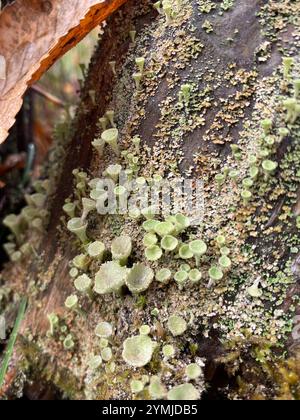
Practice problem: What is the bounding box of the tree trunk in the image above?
[1,0,300,400]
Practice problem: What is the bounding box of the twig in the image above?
[31,84,65,107]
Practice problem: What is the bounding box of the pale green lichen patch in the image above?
[3,0,300,401]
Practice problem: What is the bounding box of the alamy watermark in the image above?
[93,171,204,225]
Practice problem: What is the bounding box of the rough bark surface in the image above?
[1,0,300,400]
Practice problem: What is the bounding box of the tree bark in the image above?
[1,0,300,400]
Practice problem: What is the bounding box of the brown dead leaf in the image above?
[0,0,127,144]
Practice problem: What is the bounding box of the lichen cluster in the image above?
[1,0,300,400]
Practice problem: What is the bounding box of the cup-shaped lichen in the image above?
[3,214,23,242]
[154,221,174,237]
[143,219,160,232]
[220,246,230,256]
[215,173,226,189]
[156,268,172,284]
[262,159,278,177]
[130,380,144,394]
[21,206,39,224]
[174,213,190,233]
[241,190,252,205]
[133,72,143,89]
[105,110,116,127]
[174,271,188,289]
[283,57,294,79]
[228,169,239,181]
[101,347,113,362]
[72,254,90,270]
[139,325,151,335]
[161,235,178,252]
[242,178,254,190]
[125,263,154,293]
[189,269,202,283]
[261,119,272,135]
[185,363,203,380]
[111,235,132,266]
[143,233,158,248]
[145,245,163,262]
[67,218,88,243]
[92,138,105,157]
[218,255,231,270]
[94,262,128,295]
[87,241,105,260]
[81,198,96,221]
[122,334,155,367]
[167,315,187,337]
[249,166,259,180]
[162,344,175,359]
[65,294,79,310]
[88,355,102,370]
[63,202,76,219]
[189,240,207,266]
[105,164,122,183]
[95,321,113,338]
[63,334,75,350]
[141,206,157,220]
[167,383,200,400]
[47,313,59,336]
[149,376,167,400]
[216,235,226,247]
[3,242,16,257]
[25,193,46,208]
[179,244,193,260]
[208,266,224,288]
[135,57,145,73]
[74,274,92,295]
[247,278,262,298]
[101,128,119,156]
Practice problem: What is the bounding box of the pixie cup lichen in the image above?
[189,240,207,266]
[167,315,187,337]
[189,269,202,283]
[162,344,175,359]
[111,235,132,266]
[208,266,223,288]
[156,268,172,284]
[81,198,96,221]
[125,263,154,293]
[92,138,105,157]
[95,321,113,338]
[179,244,193,260]
[155,221,174,237]
[67,218,88,243]
[149,376,167,400]
[185,363,202,380]
[101,128,120,156]
[63,202,76,219]
[161,235,178,252]
[143,233,158,247]
[130,380,144,394]
[167,383,200,401]
[74,274,92,296]
[122,334,155,368]
[94,262,128,295]
[87,241,105,260]
[105,164,122,183]
[145,245,162,262]
[174,271,188,289]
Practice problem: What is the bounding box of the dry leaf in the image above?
[0,0,127,144]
